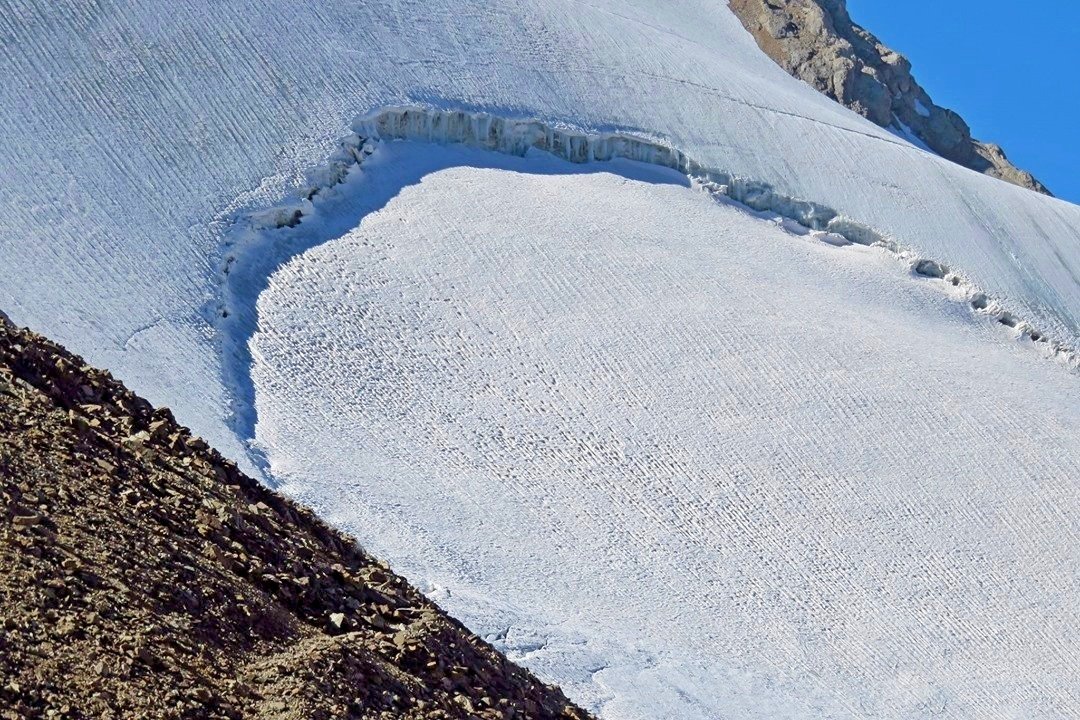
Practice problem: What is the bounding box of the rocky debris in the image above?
[729,0,1051,195]
[0,312,591,720]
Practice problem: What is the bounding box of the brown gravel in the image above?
[0,315,592,720]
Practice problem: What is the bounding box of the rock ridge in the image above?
[728,0,1051,195]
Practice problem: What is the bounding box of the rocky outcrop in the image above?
[224,106,1077,379]
[728,0,1051,195]
[0,313,591,720]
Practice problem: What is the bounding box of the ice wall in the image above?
[235,106,1077,375]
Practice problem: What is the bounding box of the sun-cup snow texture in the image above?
[3,0,1080,717]
[3,0,1080,471]
[247,142,1080,719]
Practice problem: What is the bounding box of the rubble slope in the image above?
[0,313,590,720]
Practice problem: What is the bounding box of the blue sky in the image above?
[847,1,1080,204]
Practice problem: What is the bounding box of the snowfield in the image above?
[2,0,1080,717]
[246,140,1080,719]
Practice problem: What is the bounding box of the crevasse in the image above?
[227,105,1078,373]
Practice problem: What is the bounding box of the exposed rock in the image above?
[0,315,591,720]
[729,0,1052,195]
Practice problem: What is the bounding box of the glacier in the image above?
[242,139,1080,719]
[2,0,1079,717]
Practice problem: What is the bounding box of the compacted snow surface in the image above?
[3,0,1080,717]
[244,141,1080,719]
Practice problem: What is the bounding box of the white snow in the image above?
[3,1,1080,459]
[240,139,1080,719]
[915,98,933,118]
[2,0,1080,717]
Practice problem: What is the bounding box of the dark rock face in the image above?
[0,312,591,720]
[729,0,1052,195]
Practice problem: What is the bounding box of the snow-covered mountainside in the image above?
[2,1,1079,718]
[728,0,1052,195]
[247,139,1080,719]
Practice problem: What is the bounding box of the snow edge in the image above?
[215,105,1078,456]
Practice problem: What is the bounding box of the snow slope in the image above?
[2,0,1080,716]
[2,0,1080,461]
[247,140,1080,719]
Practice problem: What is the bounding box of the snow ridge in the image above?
[218,105,1078,436]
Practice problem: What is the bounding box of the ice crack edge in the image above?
[218,105,1079,407]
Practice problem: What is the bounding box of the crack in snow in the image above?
[119,315,170,350]
[218,105,1079,448]
[211,104,1080,720]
